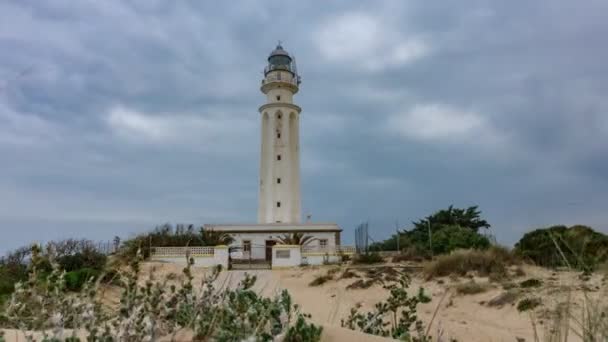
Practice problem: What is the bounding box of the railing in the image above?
[301,245,356,255]
[262,73,300,86]
[151,246,214,257]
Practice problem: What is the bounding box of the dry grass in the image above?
[454,281,490,295]
[424,246,517,280]
[309,275,333,287]
[486,290,520,308]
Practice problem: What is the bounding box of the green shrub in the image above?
[64,268,100,291]
[430,225,491,254]
[517,297,542,312]
[519,278,542,288]
[354,252,384,264]
[57,251,107,272]
[309,275,332,287]
[424,246,516,279]
[514,225,608,270]
[455,281,489,295]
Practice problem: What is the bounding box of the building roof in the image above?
[204,223,341,233]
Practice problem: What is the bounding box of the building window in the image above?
[277,155,281,161]
[278,113,282,119]
[243,240,251,252]
[276,95,281,101]
[277,201,281,207]
[319,239,328,248]
[277,178,281,184]
[277,132,281,139]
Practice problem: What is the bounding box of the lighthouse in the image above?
[258,43,302,224]
[204,44,344,266]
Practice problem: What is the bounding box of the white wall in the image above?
[258,67,302,224]
[150,246,229,268]
[228,232,337,260]
[272,245,301,267]
[301,254,342,266]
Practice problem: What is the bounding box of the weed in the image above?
[520,278,543,288]
[342,274,431,340]
[309,275,333,287]
[517,297,542,312]
[354,253,384,264]
[455,281,489,295]
[424,247,516,280]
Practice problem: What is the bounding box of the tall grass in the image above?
[528,234,608,342]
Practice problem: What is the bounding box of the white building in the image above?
[205,44,344,265]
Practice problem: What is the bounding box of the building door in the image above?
[265,240,276,261]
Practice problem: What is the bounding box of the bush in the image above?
[119,223,205,260]
[342,275,431,340]
[424,246,516,279]
[514,225,608,270]
[64,268,100,291]
[2,251,322,341]
[517,297,542,312]
[354,253,384,264]
[430,225,491,255]
[519,278,542,288]
[309,275,332,287]
[57,251,107,272]
[455,281,489,295]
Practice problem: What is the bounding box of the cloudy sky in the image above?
[1,0,607,253]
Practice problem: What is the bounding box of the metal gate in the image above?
[229,244,273,270]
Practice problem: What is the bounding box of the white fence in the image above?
[301,245,355,255]
[151,246,215,257]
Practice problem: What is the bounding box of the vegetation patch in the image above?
[346,279,376,290]
[342,275,431,340]
[353,252,384,264]
[370,205,492,257]
[424,246,515,280]
[339,269,359,279]
[514,224,608,271]
[1,247,323,341]
[520,278,543,288]
[487,290,520,308]
[517,297,542,312]
[309,274,333,287]
[455,281,490,295]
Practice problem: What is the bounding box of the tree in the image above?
[200,228,234,246]
[370,205,492,256]
[276,232,315,246]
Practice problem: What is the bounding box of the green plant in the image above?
[517,297,542,312]
[2,246,323,341]
[424,246,515,280]
[56,251,106,272]
[342,274,431,341]
[354,252,384,264]
[64,268,100,291]
[520,278,543,288]
[199,227,234,246]
[370,205,492,255]
[455,281,489,295]
[309,275,332,286]
[514,225,608,271]
[277,232,315,246]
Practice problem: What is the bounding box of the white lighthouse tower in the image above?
[258,43,302,224]
[205,44,344,265]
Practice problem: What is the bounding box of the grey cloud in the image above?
[1,0,607,253]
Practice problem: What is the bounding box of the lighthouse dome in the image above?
[268,43,292,66]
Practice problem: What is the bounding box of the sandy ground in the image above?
[3,262,605,341]
[133,262,606,342]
